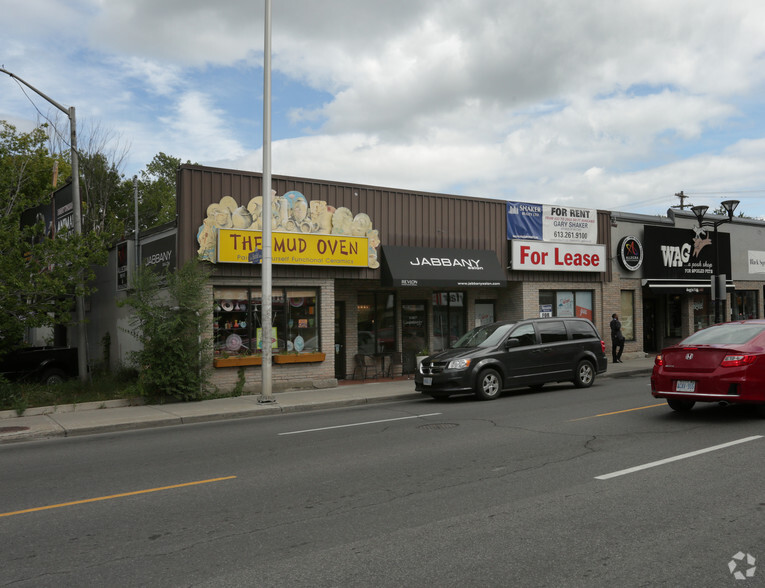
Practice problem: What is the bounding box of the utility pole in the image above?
[259,0,275,403]
[672,191,693,210]
[0,67,89,382]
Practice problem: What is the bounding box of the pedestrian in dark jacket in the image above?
[610,313,625,363]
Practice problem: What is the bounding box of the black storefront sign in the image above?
[54,182,74,237]
[141,233,177,275]
[642,225,731,293]
[382,246,507,288]
[116,241,130,291]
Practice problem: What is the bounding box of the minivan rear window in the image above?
[567,320,597,340]
[538,321,567,343]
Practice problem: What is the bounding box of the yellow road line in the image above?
[0,475,237,518]
[569,403,666,421]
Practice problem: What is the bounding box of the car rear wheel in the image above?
[667,398,695,412]
[573,360,595,388]
[41,368,66,386]
[475,368,501,400]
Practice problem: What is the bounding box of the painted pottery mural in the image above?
[197,191,381,268]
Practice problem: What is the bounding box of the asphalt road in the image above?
[1,376,764,587]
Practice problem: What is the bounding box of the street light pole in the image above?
[0,67,89,382]
[259,0,275,403]
[691,200,739,325]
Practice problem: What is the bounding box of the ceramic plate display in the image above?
[294,335,305,352]
[239,321,247,329]
[290,297,304,307]
[287,340,294,351]
[225,333,243,351]
[221,300,234,312]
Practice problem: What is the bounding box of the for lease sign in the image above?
[510,240,606,272]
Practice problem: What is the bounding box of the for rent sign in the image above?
[510,240,606,272]
[217,229,368,267]
[506,201,598,244]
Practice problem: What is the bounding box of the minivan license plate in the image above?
[676,380,695,392]
[423,377,432,386]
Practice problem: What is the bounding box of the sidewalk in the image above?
[0,355,655,444]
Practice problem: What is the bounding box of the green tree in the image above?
[80,150,134,243]
[0,121,106,354]
[119,259,212,400]
[712,205,751,219]
[136,152,181,231]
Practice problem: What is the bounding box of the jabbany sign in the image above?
[217,228,368,267]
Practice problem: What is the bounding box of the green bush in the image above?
[120,259,212,401]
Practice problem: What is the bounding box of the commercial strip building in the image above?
[75,164,765,394]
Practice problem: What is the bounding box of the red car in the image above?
[651,320,765,413]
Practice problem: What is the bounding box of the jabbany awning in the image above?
[382,246,507,288]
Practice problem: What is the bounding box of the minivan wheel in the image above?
[475,368,501,400]
[573,360,595,388]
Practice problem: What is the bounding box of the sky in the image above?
[3,0,765,219]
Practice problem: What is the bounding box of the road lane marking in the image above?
[569,403,666,421]
[278,413,442,435]
[595,436,763,480]
[0,476,237,518]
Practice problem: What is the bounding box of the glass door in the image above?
[401,301,427,374]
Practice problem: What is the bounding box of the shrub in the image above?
[120,259,212,401]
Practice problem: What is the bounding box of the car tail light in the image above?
[720,354,757,367]
[654,354,663,367]
[600,340,606,353]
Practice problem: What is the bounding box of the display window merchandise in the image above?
[214,287,319,357]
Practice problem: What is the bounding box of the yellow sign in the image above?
[217,229,369,267]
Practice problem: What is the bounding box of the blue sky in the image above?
[3,0,765,219]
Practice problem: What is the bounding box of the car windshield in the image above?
[452,323,514,348]
[681,323,765,346]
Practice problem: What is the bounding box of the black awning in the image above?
[642,278,734,294]
[382,246,507,288]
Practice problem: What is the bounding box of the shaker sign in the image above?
[510,240,606,272]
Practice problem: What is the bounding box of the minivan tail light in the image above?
[600,340,606,353]
[720,354,757,367]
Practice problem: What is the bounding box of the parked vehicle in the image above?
[415,318,607,400]
[651,320,765,412]
[0,346,78,386]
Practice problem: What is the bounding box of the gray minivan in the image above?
[415,318,608,400]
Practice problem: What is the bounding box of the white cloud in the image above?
[4,0,765,218]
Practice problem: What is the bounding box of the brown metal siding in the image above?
[178,164,609,283]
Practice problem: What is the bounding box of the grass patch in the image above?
[0,367,139,413]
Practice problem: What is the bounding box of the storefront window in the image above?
[433,292,466,352]
[213,286,319,356]
[357,291,397,353]
[692,294,713,332]
[475,300,495,327]
[732,290,758,320]
[286,289,319,352]
[539,290,594,320]
[620,290,634,340]
[666,295,682,338]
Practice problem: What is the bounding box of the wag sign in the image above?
[510,240,606,272]
[217,228,368,267]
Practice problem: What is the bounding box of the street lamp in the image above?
[690,200,739,325]
[0,67,88,382]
